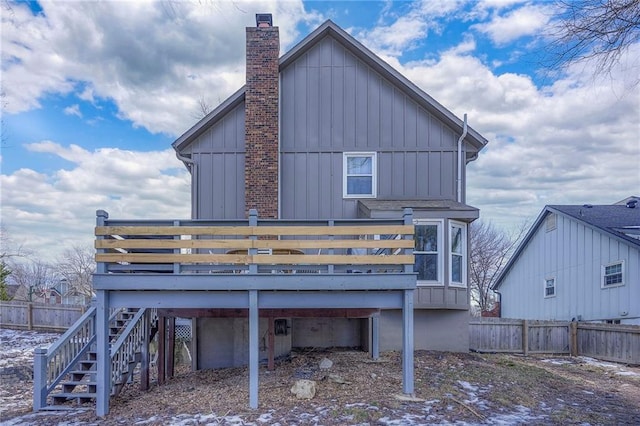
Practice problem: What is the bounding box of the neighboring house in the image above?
[493,197,640,325]
[172,15,487,368]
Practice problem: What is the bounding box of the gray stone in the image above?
[319,357,333,369]
[290,379,317,399]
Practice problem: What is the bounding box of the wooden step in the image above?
[51,392,96,405]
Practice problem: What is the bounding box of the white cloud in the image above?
[1,1,315,136]
[0,143,190,260]
[355,0,462,57]
[473,4,552,45]
[400,41,640,229]
[63,104,82,118]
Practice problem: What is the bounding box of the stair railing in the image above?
[33,306,97,410]
[33,307,132,410]
[109,308,147,396]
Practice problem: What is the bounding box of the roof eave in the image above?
[172,86,246,153]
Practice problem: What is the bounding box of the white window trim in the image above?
[343,152,377,199]
[544,277,556,298]
[449,220,467,288]
[414,219,444,286]
[601,260,625,288]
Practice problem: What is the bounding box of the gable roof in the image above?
[492,201,640,291]
[173,20,488,154]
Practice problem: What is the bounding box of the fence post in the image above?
[27,303,33,330]
[570,321,578,356]
[522,319,529,356]
[33,347,48,410]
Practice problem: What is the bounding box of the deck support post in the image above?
[402,289,414,395]
[96,290,110,417]
[371,312,380,360]
[140,309,150,391]
[267,316,275,370]
[249,290,259,409]
[167,317,176,378]
[158,315,166,385]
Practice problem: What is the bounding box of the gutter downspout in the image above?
[176,152,197,219]
[457,113,468,203]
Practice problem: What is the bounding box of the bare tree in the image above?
[469,221,527,315]
[54,245,96,303]
[545,0,640,82]
[7,259,56,302]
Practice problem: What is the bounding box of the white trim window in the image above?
[343,152,377,198]
[544,278,556,298]
[413,220,443,285]
[449,221,467,287]
[602,261,625,288]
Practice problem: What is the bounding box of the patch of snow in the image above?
[457,380,479,392]
[616,371,639,377]
[579,357,620,369]
[541,358,573,365]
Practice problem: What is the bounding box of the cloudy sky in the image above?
[1,0,639,260]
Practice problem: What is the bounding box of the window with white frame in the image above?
[449,221,467,287]
[544,278,556,297]
[602,261,624,287]
[343,152,376,198]
[413,220,443,284]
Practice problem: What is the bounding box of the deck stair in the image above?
[34,307,156,410]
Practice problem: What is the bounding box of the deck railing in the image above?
[94,209,415,275]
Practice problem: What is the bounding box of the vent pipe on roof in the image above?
[457,113,468,203]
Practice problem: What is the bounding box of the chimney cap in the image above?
[256,13,273,27]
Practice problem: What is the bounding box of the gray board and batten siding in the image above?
[176,29,484,221]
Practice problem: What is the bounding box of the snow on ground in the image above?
[578,356,640,377]
[0,329,60,368]
[1,329,61,419]
[1,329,638,425]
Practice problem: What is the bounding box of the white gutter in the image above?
[457,113,468,203]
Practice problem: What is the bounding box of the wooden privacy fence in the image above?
[470,318,640,365]
[0,301,85,332]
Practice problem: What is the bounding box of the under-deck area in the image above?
[90,208,417,415]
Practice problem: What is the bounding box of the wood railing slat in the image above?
[96,225,414,237]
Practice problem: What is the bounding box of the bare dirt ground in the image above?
[2,334,639,426]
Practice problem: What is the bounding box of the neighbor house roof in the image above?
[492,200,640,291]
[173,20,488,154]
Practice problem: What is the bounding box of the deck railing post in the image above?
[328,220,335,274]
[173,220,181,274]
[96,210,109,274]
[403,208,414,273]
[249,209,258,274]
[33,347,48,410]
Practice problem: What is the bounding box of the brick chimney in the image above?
[245,13,279,218]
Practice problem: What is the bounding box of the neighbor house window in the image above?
[449,221,467,287]
[544,278,556,297]
[343,152,377,198]
[602,261,624,287]
[413,220,443,284]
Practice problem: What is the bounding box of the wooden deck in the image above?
[91,208,418,416]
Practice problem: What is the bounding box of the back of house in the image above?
[173,15,487,368]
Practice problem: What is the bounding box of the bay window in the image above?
[449,221,467,287]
